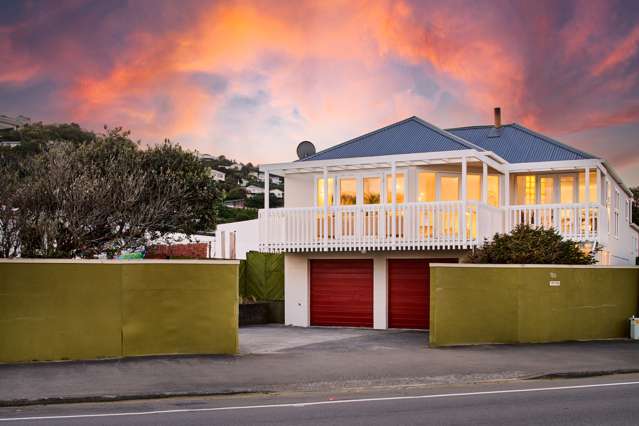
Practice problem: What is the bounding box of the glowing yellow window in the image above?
[516,175,536,205]
[540,177,554,204]
[560,176,575,203]
[363,177,381,204]
[316,177,334,207]
[440,176,460,201]
[467,175,481,201]
[339,178,357,205]
[417,172,435,202]
[487,175,500,207]
[578,170,597,203]
[385,174,405,203]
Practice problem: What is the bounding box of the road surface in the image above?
[1,374,639,425]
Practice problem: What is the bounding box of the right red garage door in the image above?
[388,259,457,329]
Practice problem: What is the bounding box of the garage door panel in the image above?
[310,259,373,328]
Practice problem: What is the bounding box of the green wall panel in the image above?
[430,265,639,347]
[0,261,238,363]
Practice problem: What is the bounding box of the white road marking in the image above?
[2,380,639,422]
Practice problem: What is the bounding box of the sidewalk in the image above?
[1,325,638,406]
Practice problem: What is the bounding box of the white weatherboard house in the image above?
[258,109,639,330]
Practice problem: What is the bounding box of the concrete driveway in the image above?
[240,325,425,354]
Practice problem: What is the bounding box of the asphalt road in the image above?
[2,374,639,425]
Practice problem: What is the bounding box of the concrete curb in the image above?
[525,368,639,380]
[0,390,271,408]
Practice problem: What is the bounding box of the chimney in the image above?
[494,107,502,128]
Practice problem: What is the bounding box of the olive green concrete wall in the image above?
[429,265,639,347]
[0,260,239,363]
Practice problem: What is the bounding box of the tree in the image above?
[465,224,597,265]
[631,186,638,226]
[0,127,218,258]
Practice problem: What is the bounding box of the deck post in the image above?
[264,170,270,250]
[584,167,590,239]
[504,170,510,232]
[391,161,397,248]
[461,157,467,246]
[323,167,329,249]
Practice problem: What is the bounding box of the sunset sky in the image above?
[2,0,639,184]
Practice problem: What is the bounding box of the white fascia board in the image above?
[506,159,602,173]
[260,150,481,174]
[601,160,633,198]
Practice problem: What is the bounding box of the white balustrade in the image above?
[505,203,600,242]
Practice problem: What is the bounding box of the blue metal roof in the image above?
[446,124,598,163]
[300,116,482,162]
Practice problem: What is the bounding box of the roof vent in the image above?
[488,107,502,138]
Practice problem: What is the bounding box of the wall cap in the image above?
[0,259,240,265]
[430,263,639,269]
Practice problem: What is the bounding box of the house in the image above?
[209,169,226,182]
[270,188,284,198]
[226,163,243,171]
[224,199,246,209]
[270,175,283,185]
[245,185,265,197]
[0,114,30,131]
[258,108,639,330]
[239,178,249,186]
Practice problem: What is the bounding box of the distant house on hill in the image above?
[223,199,246,209]
[270,188,284,198]
[209,169,226,182]
[245,185,265,197]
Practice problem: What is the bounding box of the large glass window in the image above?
[487,175,500,207]
[467,175,481,201]
[540,176,554,204]
[363,177,381,204]
[516,175,536,205]
[385,174,405,203]
[316,177,334,206]
[417,172,436,202]
[560,176,575,203]
[578,170,597,203]
[440,176,460,201]
[339,178,357,205]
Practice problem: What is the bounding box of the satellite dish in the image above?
[296,140,316,160]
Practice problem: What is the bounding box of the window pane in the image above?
[578,171,598,203]
[363,177,381,204]
[467,175,481,201]
[418,172,435,202]
[385,174,405,203]
[317,178,334,207]
[339,178,357,205]
[540,177,554,204]
[488,175,500,207]
[516,175,536,205]
[560,176,575,203]
[440,176,459,201]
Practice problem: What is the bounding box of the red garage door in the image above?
[310,259,373,327]
[388,259,457,329]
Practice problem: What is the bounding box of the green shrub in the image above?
[465,224,597,265]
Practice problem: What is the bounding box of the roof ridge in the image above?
[299,116,419,162]
[410,117,486,152]
[446,124,514,131]
[510,123,597,159]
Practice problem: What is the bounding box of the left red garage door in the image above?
[310,259,374,327]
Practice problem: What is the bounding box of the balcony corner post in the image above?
[391,160,397,249]
[584,167,590,239]
[323,166,329,249]
[461,156,467,247]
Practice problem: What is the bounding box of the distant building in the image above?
[245,185,265,197]
[270,188,284,198]
[209,169,226,182]
[0,114,30,131]
[270,175,283,185]
[249,171,264,181]
[223,199,246,209]
[198,153,218,161]
[239,178,249,186]
[226,163,242,171]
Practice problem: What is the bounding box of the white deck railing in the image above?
[506,203,602,242]
[259,201,503,253]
